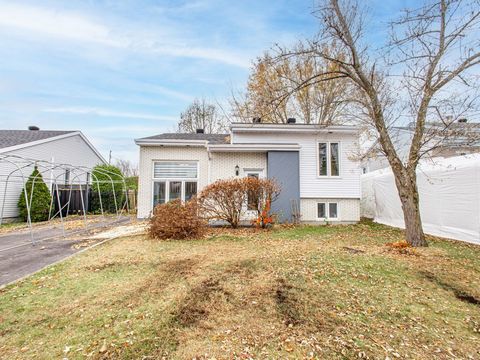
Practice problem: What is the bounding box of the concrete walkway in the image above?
[0,216,132,286]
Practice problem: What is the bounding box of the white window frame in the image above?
[151,161,199,207]
[244,168,264,216]
[243,168,264,178]
[316,141,341,178]
[316,201,340,220]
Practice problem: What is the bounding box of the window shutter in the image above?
[154,162,197,179]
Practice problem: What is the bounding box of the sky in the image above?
[0,0,412,165]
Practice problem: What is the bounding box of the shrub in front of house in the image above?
[18,167,52,222]
[198,178,248,228]
[149,199,206,240]
[198,177,280,228]
[90,164,125,214]
[244,177,281,228]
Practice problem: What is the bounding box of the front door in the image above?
[244,169,263,218]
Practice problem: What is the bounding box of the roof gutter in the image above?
[207,143,301,152]
[134,139,208,147]
[230,124,359,134]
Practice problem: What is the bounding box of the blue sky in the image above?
[0,0,410,164]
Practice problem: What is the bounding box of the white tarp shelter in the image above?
[361,154,480,244]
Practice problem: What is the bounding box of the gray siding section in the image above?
[267,151,300,223]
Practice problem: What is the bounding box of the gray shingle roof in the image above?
[138,133,230,144]
[0,130,76,149]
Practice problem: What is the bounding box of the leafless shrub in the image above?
[149,199,206,240]
[198,177,281,228]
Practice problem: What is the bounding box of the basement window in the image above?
[317,202,339,220]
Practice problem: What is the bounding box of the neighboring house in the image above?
[0,127,106,220]
[362,119,480,173]
[135,122,361,224]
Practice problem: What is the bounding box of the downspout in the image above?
[206,141,212,184]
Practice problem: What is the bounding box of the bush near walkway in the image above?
[149,199,206,240]
[17,167,52,222]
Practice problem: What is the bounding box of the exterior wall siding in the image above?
[300,198,360,222]
[210,152,267,182]
[137,146,209,218]
[267,151,300,222]
[233,132,361,199]
[0,134,104,218]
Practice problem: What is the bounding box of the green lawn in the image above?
[0,221,479,359]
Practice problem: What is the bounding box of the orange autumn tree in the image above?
[244,177,281,229]
[230,45,351,125]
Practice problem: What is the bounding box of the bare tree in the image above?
[115,159,138,177]
[230,49,352,124]
[178,98,227,133]
[274,0,480,246]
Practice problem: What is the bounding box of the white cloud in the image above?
[42,106,176,122]
[0,3,122,47]
[0,2,250,68]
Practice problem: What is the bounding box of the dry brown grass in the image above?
[0,220,479,359]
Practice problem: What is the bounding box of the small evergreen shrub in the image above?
[149,199,206,240]
[18,167,52,222]
[90,164,125,213]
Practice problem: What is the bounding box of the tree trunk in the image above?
[395,173,428,247]
[400,192,427,247]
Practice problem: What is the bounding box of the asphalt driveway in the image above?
[0,216,132,287]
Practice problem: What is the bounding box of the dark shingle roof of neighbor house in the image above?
[0,130,76,149]
[138,133,230,144]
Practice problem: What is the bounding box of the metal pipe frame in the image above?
[0,154,131,245]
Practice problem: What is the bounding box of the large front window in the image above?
[318,142,340,177]
[153,161,198,207]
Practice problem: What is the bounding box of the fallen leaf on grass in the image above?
[99,340,107,353]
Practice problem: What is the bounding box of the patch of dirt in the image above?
[275,278,302,326]
[105,257,200,310]
[343,246,365,254]
[89,223,146,239]
[84,261,118,271]
[176,277,230,327]
[164,258,198,277]
[422,271,480,306]
[224,259,258,279]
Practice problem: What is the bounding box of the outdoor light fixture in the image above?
[235,165,240,176]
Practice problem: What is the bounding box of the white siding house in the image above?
[135,123,361,224]
[0,129,106,219]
